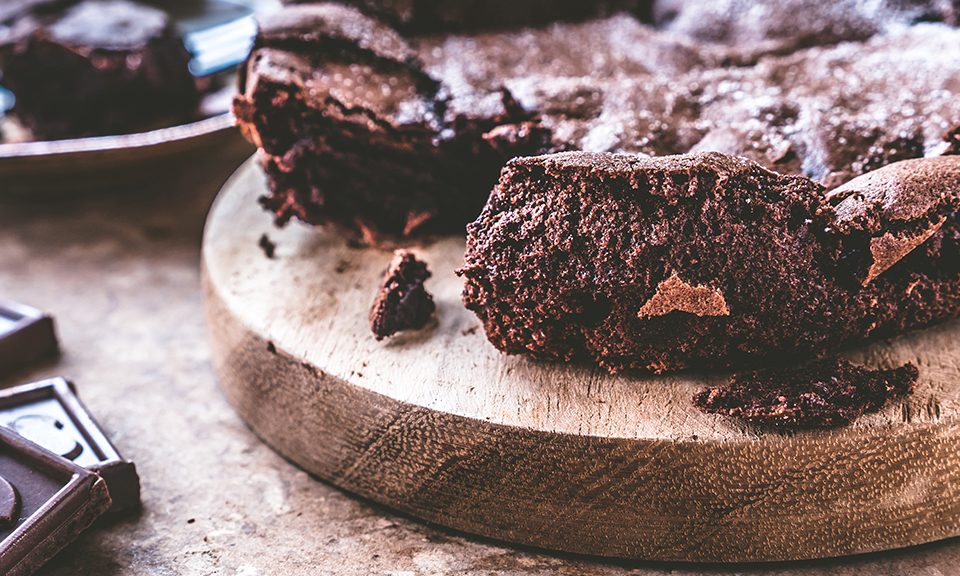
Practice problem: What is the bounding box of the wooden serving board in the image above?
[202,158,960,562]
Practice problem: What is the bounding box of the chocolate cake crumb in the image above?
[693,358,919,428]
[258,234,276,259]
[459,152,960,372]
[370,250,435,340]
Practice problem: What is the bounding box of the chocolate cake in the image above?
[282,0,654,34]
[234,2,960,244]
[653,0,957,64]
[0,0,200,139]
[458,152,960,372]
[370,249,435,339]
[693,358,919,428]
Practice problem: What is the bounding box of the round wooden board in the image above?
[202,157,960,563]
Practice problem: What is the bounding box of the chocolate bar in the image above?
[0,425,112,576]
[0,378,140,511]
[0,300,58,373]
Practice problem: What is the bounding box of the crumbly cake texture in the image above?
[693,358,919,428]
[370,249,435,340]
[945,124,960,156]
[0,0,200,139]
[234,3,557,244]
[653,0,958,64]
[233,2,960,243]
[458,152,960,372]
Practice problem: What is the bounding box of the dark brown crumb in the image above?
[693,358,919,428]
[258,234,276,258]
[0,0,200,140]
[944,124,960,156]
[370,250,435,340]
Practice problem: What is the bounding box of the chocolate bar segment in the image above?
[0,378,140,512]
[0,477,20,527]
[0,300,58,374]
[0,425,112,576]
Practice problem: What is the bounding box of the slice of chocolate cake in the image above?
[693,358,919,428]
[458,152,960,372]
[234,2,960,244]
[0,0,200,139]
[370,249,435,339]
[233,4,561,244]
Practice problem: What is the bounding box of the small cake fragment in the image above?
[944,124,960,156]
[258,234,276,259]
[370,250,435,340]
[693,358,919,428]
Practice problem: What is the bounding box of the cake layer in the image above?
[459,152,960,372]
[0,0,200,139]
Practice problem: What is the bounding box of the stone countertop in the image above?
[1,130,959,576]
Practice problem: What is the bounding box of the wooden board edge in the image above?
[201,243,960,562]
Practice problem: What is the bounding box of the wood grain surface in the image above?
[201,157,960,562]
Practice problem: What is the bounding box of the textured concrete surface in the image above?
[2,130,960,575]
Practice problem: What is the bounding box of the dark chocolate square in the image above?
[0,300,58,374]
[0,425,112,576]
[0,378,140,512]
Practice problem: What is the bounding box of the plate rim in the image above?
[0,112,236,158]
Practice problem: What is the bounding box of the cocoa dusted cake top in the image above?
[281,0,655,35]
[235,1,960,242]
[653,0,954,63]
[0,0,169,50]
[523,150,763,183]
[829,156,960,224]
[257,3,417,64]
